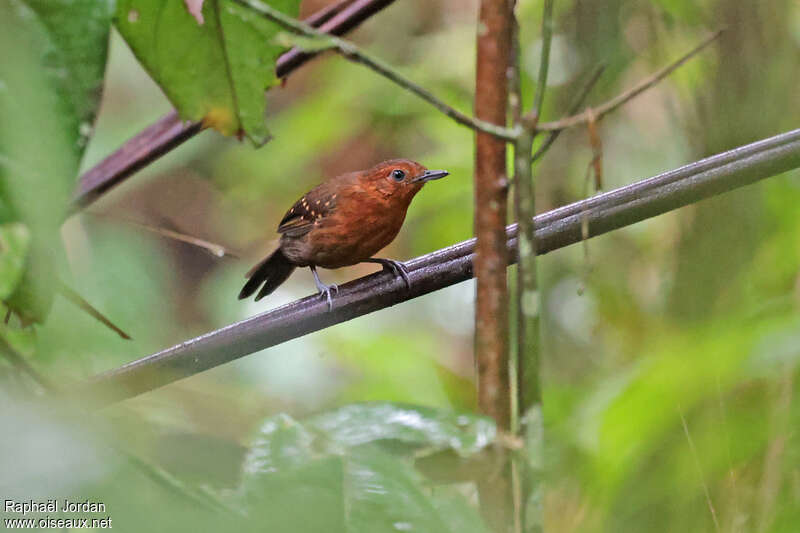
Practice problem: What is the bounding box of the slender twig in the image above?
[88,212,240,259]
[537,29,724,132]
[70,128,800,406]
[531,65,604,163]
[57,281,131,340]
[509,7,523,430]
[232,0,520,143]
[514,0,553,418]
[511,2,552,527]
[276,0,396,77]
[73,0,397,211]
[117,221,238,259]
[509,13,527,533]
[528,0,554,121]
[679,408,721,533]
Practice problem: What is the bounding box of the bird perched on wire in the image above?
[239,159,449,310]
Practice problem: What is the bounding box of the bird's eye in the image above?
[391,169,406,181]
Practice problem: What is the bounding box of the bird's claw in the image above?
[317,283,338,311]
[310,266,338,311]
[380,260,411,290]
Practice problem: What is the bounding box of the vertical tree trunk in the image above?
[474,0,512,434]
[474,0,513,530]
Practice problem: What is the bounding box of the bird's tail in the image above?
[238,249,295,301]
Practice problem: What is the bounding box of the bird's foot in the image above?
[310,265,338,311]
[374,259,411,290]
[316,282,339,311]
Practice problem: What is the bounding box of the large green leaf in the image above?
[242,405,497,473]
[243,456,347,533]
[1,1,111,221]
[18,0,113,156]
[243,413,317,475]
[0,3,104,324]
[343,447,459,533]
[240,406,495,533]
[243,441,484,533]
[306,403,497,458]
[114,0,300,145]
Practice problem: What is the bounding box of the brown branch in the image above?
[474,0,514,530]
[474,0,513,434]
[298,0,356,30]
[72,0,398,211]
[473,0,513,433]
[72,112,203,211]
[535,29,724,132]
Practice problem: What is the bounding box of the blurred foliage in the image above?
[1,0,800,531]
[238,404,496,533]
[9,0,113,156]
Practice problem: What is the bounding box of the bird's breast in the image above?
[282,192,409,269]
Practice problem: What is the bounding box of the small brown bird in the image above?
[239,159,449,309]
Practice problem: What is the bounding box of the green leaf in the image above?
[244,456,347,533]
[4,258,56,325]
[1,1,110,224]
[0,3,87,324]
[242,405,497,476]
[343,447,456,533]
[306,402,497,457]
[240,407,496,533]
[243,413,317,476]
[242,429,486,533]
[17,0,113,156]
[115,0,300,145]
[0,223,30,301]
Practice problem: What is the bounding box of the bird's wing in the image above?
[277,184,338,238]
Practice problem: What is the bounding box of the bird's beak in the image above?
[411,169,449,183]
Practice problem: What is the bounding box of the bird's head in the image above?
[359,159,449,202]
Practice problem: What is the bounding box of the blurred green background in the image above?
[2,0,800,531]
